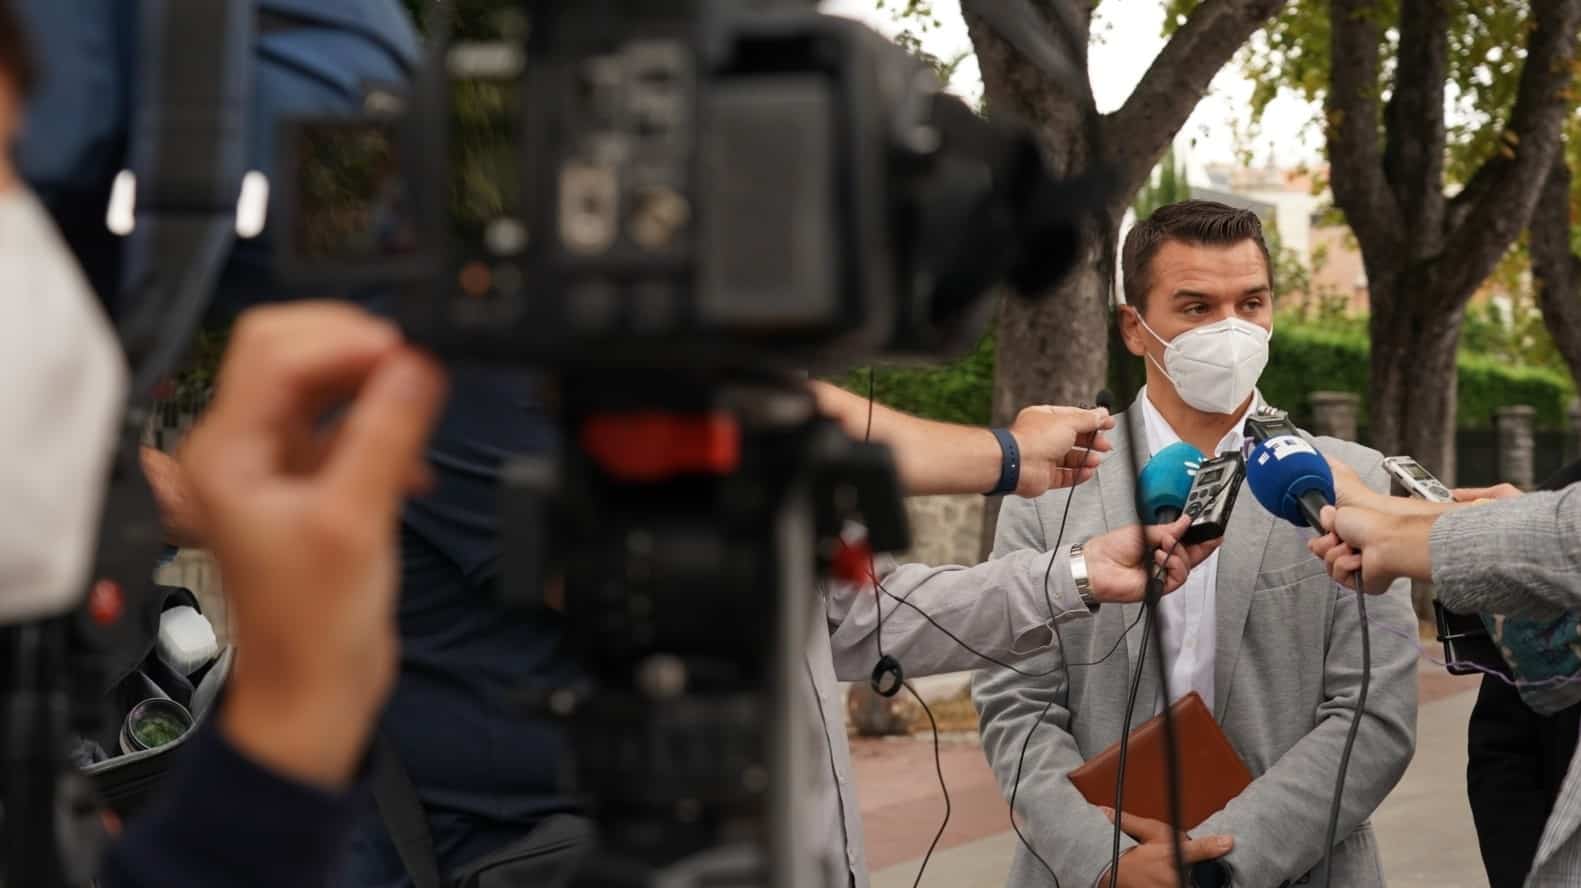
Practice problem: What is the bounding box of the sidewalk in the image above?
[857,663,1488,888]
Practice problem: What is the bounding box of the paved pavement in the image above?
[855,662,1491,888]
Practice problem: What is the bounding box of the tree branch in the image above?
[1326,0,1403,259]
[1531,155,1581,385]
[1381,0,1449,251]
[1437,0,1581,305]
[1100,0,1287,200]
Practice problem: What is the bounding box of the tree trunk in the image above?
[967,3,1111,554]
[978,261,1113,556]
[1366,293,1464,483]
[1531,158,1581,386]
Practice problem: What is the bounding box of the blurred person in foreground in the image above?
[0,5,448,881]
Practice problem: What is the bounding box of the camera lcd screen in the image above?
[287,121,419,266]
[450,74,521,248]
[447,3,526,251]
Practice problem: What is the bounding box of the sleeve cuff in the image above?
[1428,507,1484,613]
[109,721,365,887]
[1008,549,1090,655]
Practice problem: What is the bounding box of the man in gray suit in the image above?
[1313,480,1581,887]
[973,201,1420,888]
[799,380,1222,888]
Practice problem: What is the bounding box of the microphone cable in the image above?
[1145,555,1188,885]
[1106,541,1186,887]
[1322,566,1371,888]
[1103,397,1188,888]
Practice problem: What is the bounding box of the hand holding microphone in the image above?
[1081,516,1223,604]
[1308,507,1434,596]
[1011,402,1116,495]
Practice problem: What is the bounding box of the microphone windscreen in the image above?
[1095,389,1115,412]
[1137,441,1204,523]
[1246,435,1335,527]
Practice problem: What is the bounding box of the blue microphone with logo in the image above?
[1136,441,1205,523]
[1245,434,1335,530]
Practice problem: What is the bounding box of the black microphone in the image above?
[1095,389,1114,412]
[1244,405,1301,444]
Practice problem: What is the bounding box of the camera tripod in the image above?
[500,370,909,888]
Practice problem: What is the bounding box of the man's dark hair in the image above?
[0,0,34,97]
[1121,199,1272,310]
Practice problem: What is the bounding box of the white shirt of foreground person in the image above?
[1138,385,1259,715]
[0,187,127,623]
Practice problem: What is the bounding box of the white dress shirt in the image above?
[0,187,127,624]
[1136,386,1258,714]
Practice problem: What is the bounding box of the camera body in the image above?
[278,1,1088,372]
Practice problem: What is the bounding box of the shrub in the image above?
[838,321,1577,430]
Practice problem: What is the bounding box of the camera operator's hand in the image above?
[140,445,206,548]
[1082,516,1221,604]
[1012,405,1115,496]
[183,303,446,790]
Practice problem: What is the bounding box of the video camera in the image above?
[279,0,1093,371]
[274,3,1098,886]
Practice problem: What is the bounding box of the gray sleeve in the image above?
[1195,578,1419,884]
[972,639,1136,887]
[825,548,1091,682]
[1195,452,1419,885]
[968,493,1136,888]
[1430,485,1581,620]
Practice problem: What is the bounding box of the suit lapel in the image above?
[1097,403,1166,717]
[1211,475,1276,720]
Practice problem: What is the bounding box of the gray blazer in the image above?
[1429,485,1581,887]
[972,407,1420,888]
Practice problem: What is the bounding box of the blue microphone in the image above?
[1245,434,1334,530]
[1136,441,1205,523]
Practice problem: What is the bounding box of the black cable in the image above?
[902,680,951,888]
[872,538,1144,679]
[1323,570,1371,888]
[1108,599,1153,882]
[867,368,885,661]
[861,369,957,888]
[1105,543,1185,887]
[1145,566,1188,885]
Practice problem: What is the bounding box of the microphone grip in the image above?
[1297,490,1330,532]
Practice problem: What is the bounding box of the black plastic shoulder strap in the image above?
[371,734,447,888]
[118,0,255,400]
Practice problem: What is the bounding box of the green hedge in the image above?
[837,333,997,427]
[841,322,1578,430]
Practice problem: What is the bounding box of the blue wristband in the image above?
[987,428,1020,496]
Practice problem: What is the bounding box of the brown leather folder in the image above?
[1067,692,1253,831]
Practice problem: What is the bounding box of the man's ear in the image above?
[1117,304,1148,358]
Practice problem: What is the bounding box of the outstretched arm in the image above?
[809,380,1112,497]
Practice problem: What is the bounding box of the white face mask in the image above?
[1135,314,1271,415]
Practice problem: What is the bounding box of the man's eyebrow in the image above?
[1171,290,1213,301]
[1243,285,1272,296]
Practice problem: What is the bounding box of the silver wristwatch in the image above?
[1068,543,1100,612]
